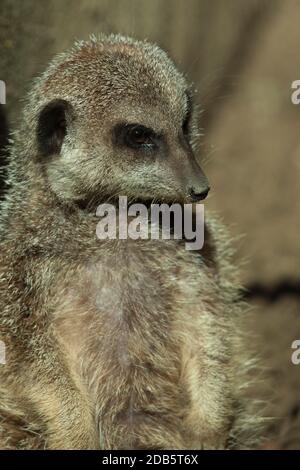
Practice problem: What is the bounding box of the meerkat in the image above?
[0,34,259,450]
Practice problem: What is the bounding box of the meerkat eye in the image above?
[114,123,158,151]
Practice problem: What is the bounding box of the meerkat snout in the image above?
[179,150,210,202]
[189,186,210,202]
[23,35,210,208]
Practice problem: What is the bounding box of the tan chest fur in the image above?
[49,239,233,449]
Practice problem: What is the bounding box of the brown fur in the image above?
[0,34,259,449]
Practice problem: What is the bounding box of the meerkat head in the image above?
[21,34,209,208]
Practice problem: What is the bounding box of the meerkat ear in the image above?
[36,99,74,157]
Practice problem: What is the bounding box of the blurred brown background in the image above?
[1,0,300,449]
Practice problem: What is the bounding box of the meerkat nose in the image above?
[189,186,210,202]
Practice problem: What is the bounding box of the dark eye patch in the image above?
[113,123,159,151]
[182,91,193,135]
